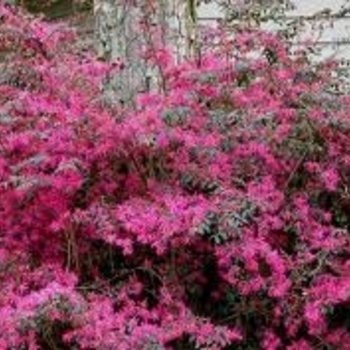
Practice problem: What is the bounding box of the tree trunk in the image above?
[93,0,198,106]
[94,0,148,107]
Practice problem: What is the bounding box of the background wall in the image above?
[196,0,350,62]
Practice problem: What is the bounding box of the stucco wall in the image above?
[196,0,350,61]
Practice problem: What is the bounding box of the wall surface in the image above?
[196,0,350,61]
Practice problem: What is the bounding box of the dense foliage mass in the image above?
[1,4,350,349]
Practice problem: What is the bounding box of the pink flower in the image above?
[321,168,339,191]
[262,330,281,350]
[304,303,326,335]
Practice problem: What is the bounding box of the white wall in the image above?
[196,0,350,61]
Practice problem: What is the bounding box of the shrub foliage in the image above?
[1,4,350,350]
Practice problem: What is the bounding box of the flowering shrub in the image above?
[1,3,350,349]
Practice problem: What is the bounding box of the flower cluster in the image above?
[1,3,350,349]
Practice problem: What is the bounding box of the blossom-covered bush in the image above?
[1,3,350,349]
